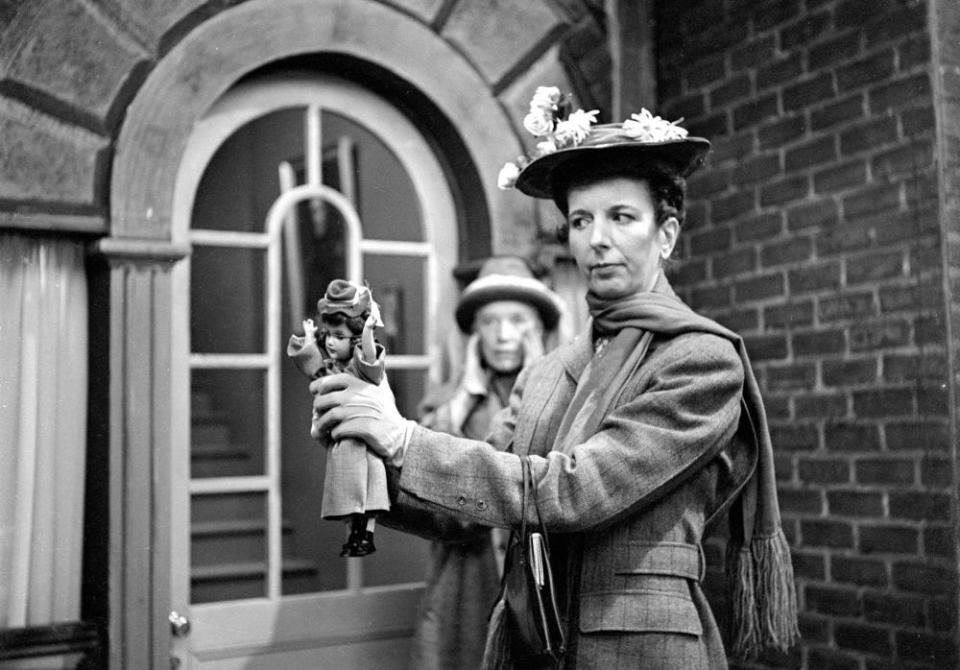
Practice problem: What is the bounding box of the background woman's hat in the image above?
[317,279,371,319]
[515,124,711,199]
[455,256,564,333]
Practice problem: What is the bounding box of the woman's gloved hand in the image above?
[310,372,415,467]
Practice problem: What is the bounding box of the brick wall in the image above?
[657,0,957,668]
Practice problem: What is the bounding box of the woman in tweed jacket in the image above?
[312,89,799,669]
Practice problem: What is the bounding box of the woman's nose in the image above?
[589,216,612,248]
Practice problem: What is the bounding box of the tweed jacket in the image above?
[391,282,757,669]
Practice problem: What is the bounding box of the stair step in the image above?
[191,519,292,537]
[191,558,317,583]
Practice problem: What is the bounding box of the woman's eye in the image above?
[568,216,588,230]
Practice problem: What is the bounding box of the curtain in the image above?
[0,233,87,628]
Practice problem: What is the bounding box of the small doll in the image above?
[287,279,389,557]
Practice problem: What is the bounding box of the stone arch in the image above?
[110,0,539,253]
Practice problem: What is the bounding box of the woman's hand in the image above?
[310,372,413,466]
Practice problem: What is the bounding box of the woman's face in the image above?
[566,176,678,300]
[473,300,543,373]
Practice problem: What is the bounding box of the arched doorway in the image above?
[169,74,458,668]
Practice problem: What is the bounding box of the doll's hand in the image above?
[366,299,384,330]
[311,372,414,467]
[302,318,318,340]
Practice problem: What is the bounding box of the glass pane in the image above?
[193,107,306,233]
[191,492,267,603]
[190,245,265,354]
[362,524,430,587]
[191,369,265,478]
[384,368,428,429]
[364,254,426,357]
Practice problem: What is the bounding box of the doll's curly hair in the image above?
[318,311,365,348]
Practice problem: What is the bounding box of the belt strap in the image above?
[618,541,705,582]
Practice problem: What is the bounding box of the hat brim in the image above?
[515,136,711,200]
[455,276,563,333]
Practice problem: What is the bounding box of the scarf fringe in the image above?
[727,528,800,658]
[481,597,511,670]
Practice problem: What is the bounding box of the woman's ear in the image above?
[659,216,680,260]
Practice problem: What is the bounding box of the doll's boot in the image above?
[350,531,376,557]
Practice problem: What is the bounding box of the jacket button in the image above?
[476,500,487,511]
[457,495,467,506]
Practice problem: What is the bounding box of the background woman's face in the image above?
[566,176,676,300]
[473,300,543,373]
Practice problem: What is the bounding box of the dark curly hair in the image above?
[318,311,365,348]
[551,156,687,243]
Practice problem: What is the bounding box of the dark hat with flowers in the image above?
[497,86,711,200]
[455,256,564,334]
[317,279,372,320]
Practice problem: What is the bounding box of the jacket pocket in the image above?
[578,587,703,636]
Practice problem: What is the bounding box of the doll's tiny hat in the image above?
[455,256,564,333]
[497,85,710,200]
[317,279,371,320]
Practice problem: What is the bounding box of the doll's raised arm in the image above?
[360,297,382,363]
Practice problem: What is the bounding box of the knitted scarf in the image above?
[584,288,800,657]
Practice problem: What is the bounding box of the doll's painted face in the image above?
[323,323,354,361]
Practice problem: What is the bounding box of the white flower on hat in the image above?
[497,161,521,190]
[523,110,554,137]
[622,109,689,142]
[554,108,599,148]
[529,86,563,112]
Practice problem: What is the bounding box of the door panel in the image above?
[171,75,459,668]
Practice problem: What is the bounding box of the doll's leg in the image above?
[351,514,377,557]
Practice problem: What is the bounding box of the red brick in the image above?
[895,631,958,667]
[868,73,932,113]
[758,114,808,148]
[923,526,956,560]
[823,358,878,387]
[734,272,785,301]
[892,561,957,595]
[837,50,896,90]
[791,551,826,579]
[819,291,875,322]
[779,487,823,515]
[863,592,925,627]
[731,35,776,71]
[898,34,931,71]
[871,141,934,179]
[688,167,732,198]
[744,333,789,361]
[846,250,904,285]
[852,387,914,417]
[888,492,952,522]
[798,613,830,644]
[802,519,854,548]
[686,113,728,139]
[811,94,866,132]
[733,154,781,186]
[915,314,948,346]
[859,524,919,554]
[863,4,927,47]
[785,136,837,171]
[710,74,752,109]
[855,458,915,486]
[795,393,848,419]
[712,247,756,278]
[686,54,727,89]
[850,319,911,352]
[805,584,861,616]
[765,301,814,329]
[714,308,759,333]
[788,262,842,293]
[886,421,950,451]
[901,105,937,136]
[783,73,836,111]
[749,0,804,31]
[835,621,893,655]
[927,596,958,632]
[690,283,731,308]
[834,0,899,30]
[709,133,754,164]
[883,353,948,384]
[813,160,868,193]
[916,385,950,417]
[771,423,820,451]
[733,94,779,130]
[767,363,817,391]
[780,11,831,50]
[798,458,850,484]
[807,648,860,670]
[809,31,862,71]
[756,53,804,90]
[712,190,756,221]
[839,117,899,156]
[735,212,783,242]
[674,259,710,286]
[690,226,732,254]
[828,490,884,517]
[760,175,810,207]
[825,423,881,451]
[761,237,813,268]
[920,456,953,489]
[665,93,707,123]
